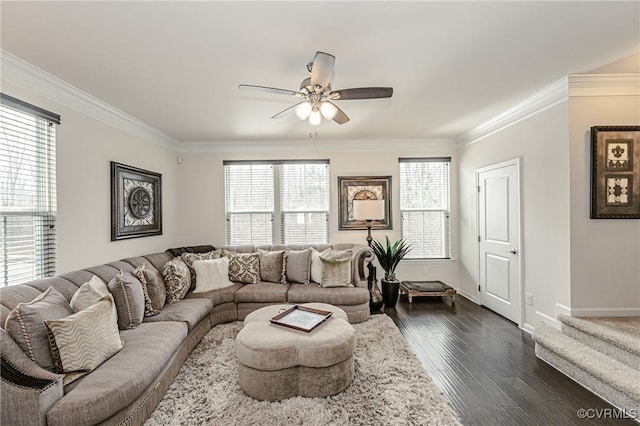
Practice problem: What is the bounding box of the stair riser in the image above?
[561,323,640,369]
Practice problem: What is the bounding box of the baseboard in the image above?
[521,322,535,336]
[457,288,480,304]
[536,310,561,330]
[570,307,640,317]
[555,303,571,317]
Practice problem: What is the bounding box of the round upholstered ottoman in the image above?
[235,303,355,401]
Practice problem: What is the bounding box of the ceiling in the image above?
[1,1,639,143]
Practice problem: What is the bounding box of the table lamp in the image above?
[352,199,385,247]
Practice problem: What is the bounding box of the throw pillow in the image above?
[284,248,312,284]
[162,257,191,304]
[224,252,260,284]
[45,296,123,373]
[133,264,161,317]
[107,270,145,330]
[319,249,353,288]
[70,275,110,312]
[4,287,73,371]
[133,263,166,312]
[181,249,222,289]
[310,248,328,284]
[257,249,286,283]
[192,257,234,293]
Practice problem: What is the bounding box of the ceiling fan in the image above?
[239,51,393,126]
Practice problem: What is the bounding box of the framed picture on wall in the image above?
[590,126,640,219]
[111,162,163,240]
[338,175,392,230]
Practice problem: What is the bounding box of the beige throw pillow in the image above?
[310,248,328,284]
[193,257,234,293]
[284,249,312,284]
[133,264,161,317]
[133,263,166,313]
[70,275,110,312]
[45,296,123,373]
[257,249,286,283]
[319,249,353,288]
[162,257,191,303]
[107,271,145,330]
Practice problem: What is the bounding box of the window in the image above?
[224,160,329,245]
[399,158,451,259]
[1,94,60,286]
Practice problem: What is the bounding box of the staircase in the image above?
[534,315,640,417]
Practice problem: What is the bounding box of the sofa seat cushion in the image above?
[46,322,187,426]
[286,284,369,306]
[142,298,212,331]
[235,282,290,303]
[185,282,243,306]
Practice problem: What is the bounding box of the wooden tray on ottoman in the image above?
[269,305,333,332]
[400,280,457,304]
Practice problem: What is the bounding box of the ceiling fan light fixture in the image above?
[320,101,338,120]
[294,101,312,120]
[309,109,322,126]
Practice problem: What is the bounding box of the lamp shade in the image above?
[352,199,385,220]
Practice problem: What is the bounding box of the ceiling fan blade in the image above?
[332,105,350,125]
[310,51,335,91]
[329,87,393,100]
[239,84,303,97]
[271,103,302,119]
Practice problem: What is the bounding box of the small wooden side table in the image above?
[400,280,456,304]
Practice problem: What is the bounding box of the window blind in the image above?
[1,93,60,286]
[224,160,329,245]
[399,158,451,259]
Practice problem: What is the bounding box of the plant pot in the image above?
[381,278,400,309]
[368,266,384,313]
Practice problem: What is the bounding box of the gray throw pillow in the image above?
[225,252,260,284]
[45,296,123,373]
[257,249,286,283]
[107,270,145,330]
[285,249,312,284]
[4,287,73,371]
[133,263,164,316]
[181,250,222,289]
[319,249,353,288]
[162,257,191,303]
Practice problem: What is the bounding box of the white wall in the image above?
[457,101,572,329]
[175,142,460,285]
[2,81,182,273]
[568,95,640,315]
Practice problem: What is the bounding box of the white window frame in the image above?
[399,157,451,259]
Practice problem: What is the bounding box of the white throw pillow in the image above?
[70,275,111,312]
[193,257,234,293]
[310,248,330,284]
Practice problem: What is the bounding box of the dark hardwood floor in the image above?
[385,295,635,425]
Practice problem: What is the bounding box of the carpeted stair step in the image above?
[558,315,640,369]
[534,322,640,414]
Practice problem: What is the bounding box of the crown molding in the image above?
[568,73,640,97]
[456,77,569,147]
[457,73,640,147]
[1,50,179,149]
[179,138,455,153]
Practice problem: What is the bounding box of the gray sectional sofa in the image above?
[0,243,373,426]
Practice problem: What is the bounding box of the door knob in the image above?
[507,249,517,254]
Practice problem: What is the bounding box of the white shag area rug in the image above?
[145,314,462,426]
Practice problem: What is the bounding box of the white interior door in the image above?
[477,160,521,324]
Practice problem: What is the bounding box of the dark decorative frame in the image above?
[111,162,163,240]
[338,175,392,230]
[590,126,640,219]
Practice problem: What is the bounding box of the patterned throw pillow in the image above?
[224,252,260,284]
[257,249,286,283]
[192,257,235,293]
[133,263,162,317]
[285,249,312,284]
[4,287,73,371]
[107,270,145,330]
[181,249,222,288]
[319,249,353,288]
[45,296,123,373]
[162,257,191,303]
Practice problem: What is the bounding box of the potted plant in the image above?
[370,236,412,308]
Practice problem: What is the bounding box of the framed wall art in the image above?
[590,126,640,219]
[111,162,163,240]
[338,175,392,230]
